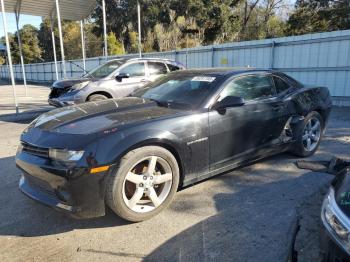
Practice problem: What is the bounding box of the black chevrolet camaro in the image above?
[16,68,332,222]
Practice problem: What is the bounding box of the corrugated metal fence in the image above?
[1,30,350,105]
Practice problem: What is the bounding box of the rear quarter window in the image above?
[273,76,290,94]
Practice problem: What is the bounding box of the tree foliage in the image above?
[0,0,349,65]
[107,32,125,55]
[286,0,350,35]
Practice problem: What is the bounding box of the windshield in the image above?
[85,60,124,78]
[132,73,220,109]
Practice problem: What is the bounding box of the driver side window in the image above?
[119,62,145,77]
[218,74,275,102]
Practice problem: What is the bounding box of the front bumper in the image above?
[48,98,75,108]
[321,228,350,261]
[321,188,350,260]
[48,89,86,107]
[16,151,110,219]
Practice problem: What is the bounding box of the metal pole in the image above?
[102,0,108,60]
[270,41,275,69]
[80,20,86,71]
[137,1,142,58]
[55,0,66,78]
[50,14,59,80]
[1,0,19,114]
[15,0,27,96]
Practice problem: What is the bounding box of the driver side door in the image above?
[209,73,284,171]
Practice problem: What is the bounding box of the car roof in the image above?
[108,57,175,62]
[169,67,274,77]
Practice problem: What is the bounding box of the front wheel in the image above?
[87,94,109,102]
[106,146,179,222]
[291,111,324,157]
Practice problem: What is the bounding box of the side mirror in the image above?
[213,96,245,110]
[115,73,130,82]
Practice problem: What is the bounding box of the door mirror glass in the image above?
[115,73,130,82]
[213,96,245,110]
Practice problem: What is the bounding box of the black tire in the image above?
[291,111,324,157]
[87,94,109,102]
[106,146,180,222]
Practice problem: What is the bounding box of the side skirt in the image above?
[182,143,291,187]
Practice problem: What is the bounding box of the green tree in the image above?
[12,25,42,63]
[107,32,125,55]
[286,0,350,35]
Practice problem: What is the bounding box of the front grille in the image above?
[49,88,69,99]
[22,142,49,158]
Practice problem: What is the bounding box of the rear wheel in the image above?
[291,111,324,157]
[87,94,109,102]
[106,146,179,222]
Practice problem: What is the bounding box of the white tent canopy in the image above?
[3,0,97,20]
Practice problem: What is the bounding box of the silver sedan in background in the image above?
[48,58,185,107]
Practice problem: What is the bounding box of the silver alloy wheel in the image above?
[302,117,321,152]
[122,156,173,213]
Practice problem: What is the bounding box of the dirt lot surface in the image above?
[0,82,53,116]
[0,107,349,262]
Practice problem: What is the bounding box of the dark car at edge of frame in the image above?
[16,68,332,222]
[321,168,350,262]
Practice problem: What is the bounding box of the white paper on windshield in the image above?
[191,76,216,82]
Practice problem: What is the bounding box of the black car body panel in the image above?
[16,68,332,218]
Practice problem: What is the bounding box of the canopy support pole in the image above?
[102,0,107,60]
[1,0,18,114]
[50,14,59,81]
[80,20,86,71]
[137,1,142,58]
[55,0,66,78]
[15,0,27,96]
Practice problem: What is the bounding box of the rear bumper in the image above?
[16,152,110,219]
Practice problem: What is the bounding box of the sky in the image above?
[0,12,42,37]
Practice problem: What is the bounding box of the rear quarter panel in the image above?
[288,85,332,123]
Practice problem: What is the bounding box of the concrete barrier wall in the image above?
[1,29,350,105]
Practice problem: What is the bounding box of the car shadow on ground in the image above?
[0,151,332,239]
[0,155,129,237]
[146,171,333,262]
[0,152,298,238]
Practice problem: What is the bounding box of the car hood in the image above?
[52,77,93,89]
[334,171,350,217]
[27,97,184,135]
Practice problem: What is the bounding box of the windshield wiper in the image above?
[68,61,94,79]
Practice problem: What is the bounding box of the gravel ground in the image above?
[294,184,331,261]
[0,106,348,261]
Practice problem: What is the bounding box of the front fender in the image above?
[94,128,188,175]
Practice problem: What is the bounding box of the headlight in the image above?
[49,149,84,162]
[71,81,89,91]
[322,188,350,255]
